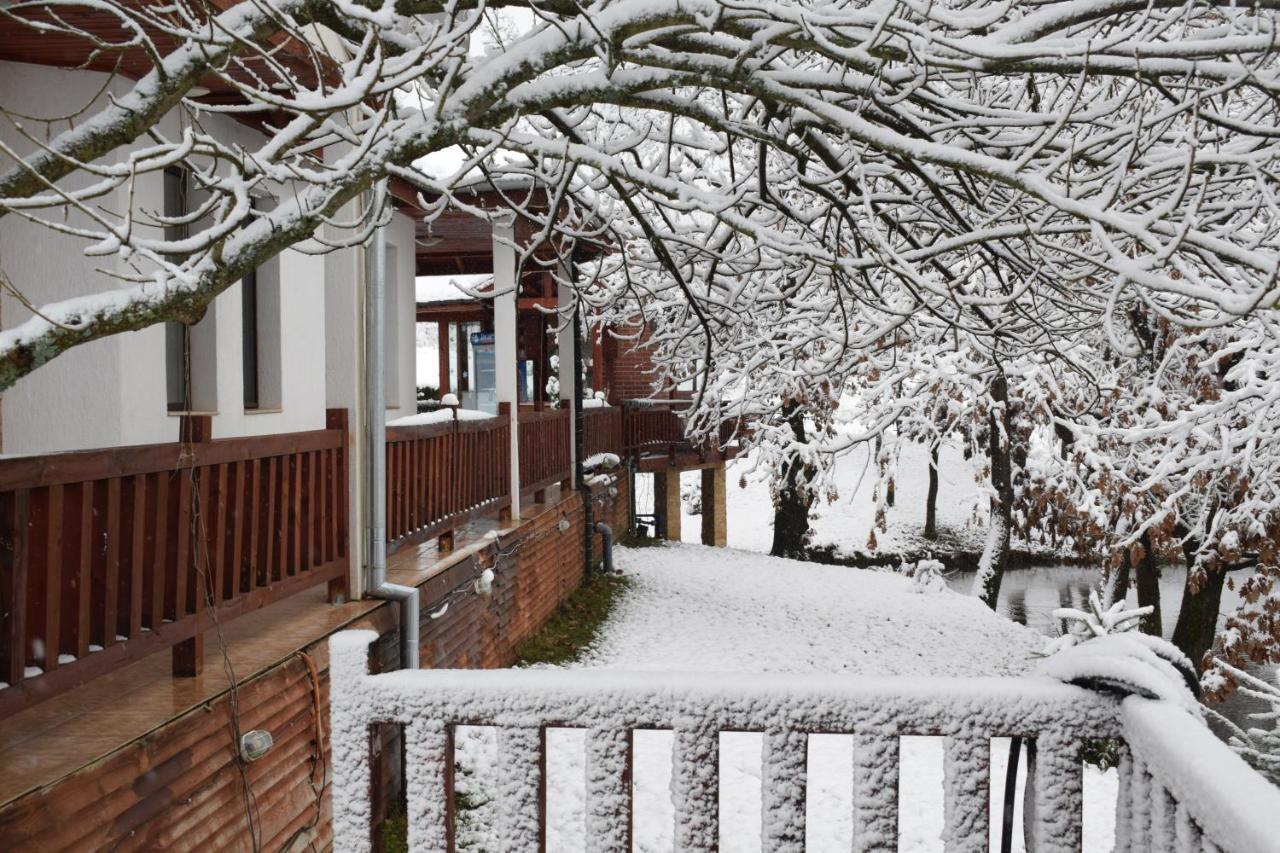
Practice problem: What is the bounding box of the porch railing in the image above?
[329,629,1280,853]
[582,405,623,460]
[0,414,350,716]
[385,415,510,552]
[517,409,571,494]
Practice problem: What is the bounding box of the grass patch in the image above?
[514,571,631,666]
[380,804,408,853]
[617,532,668,548]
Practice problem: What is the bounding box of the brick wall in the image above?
[0,475,629,851]
[600,321,675,403]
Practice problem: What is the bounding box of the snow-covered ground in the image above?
[456,545,1118,852]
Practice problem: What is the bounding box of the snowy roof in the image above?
[415,274,493,304]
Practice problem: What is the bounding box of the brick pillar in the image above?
[654,470,682,541]
[701,464,727,547]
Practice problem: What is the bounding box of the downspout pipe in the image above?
[595,522,614,573]
[364,185,419,670]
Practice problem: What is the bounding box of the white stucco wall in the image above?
[0,61,329,454]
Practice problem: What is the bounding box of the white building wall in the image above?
[0,62,128,454]
[385,211,417,415]
[0,61,329,454]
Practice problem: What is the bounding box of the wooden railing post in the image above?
[172,415,211,678]
[326,408,351,604]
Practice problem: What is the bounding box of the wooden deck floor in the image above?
[0,488,567,808]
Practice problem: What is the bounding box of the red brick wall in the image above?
[0,476,629,851]
[600,321,675,403]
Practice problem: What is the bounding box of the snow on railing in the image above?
[1116,698,1280,853]
[328,630,1279,853]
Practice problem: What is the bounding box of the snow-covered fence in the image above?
[1116,699,1280,853]
[330,630,1280,852]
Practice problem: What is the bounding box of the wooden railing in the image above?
[330,629,1280,853]
[623,400,688,451]
[517,409,571,494]
[582,405,623,460]
[385,415,510,552]
[0,414,350,716]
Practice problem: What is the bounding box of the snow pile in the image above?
[1038,633,1201,713]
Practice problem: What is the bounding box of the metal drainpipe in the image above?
[364,184,419,670]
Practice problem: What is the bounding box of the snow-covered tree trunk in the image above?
[978,372,1013,609]
[770,401,815,560]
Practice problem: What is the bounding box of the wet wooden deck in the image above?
[0,489,569,808]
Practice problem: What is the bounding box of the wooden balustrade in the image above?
[517,409,571,496]
[385,415,510,553]
[0,413,350,717]
[623,401,688,451]
[331,631,1280,853]
[582,405,623,460]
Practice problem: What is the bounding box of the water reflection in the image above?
[945,564,1272,734]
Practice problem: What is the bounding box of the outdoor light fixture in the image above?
[239,730,274,762]
[558,517,571,533]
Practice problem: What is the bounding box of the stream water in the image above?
[946,564,1273,736]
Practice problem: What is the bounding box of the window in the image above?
[242,266,260,409]
[164,167,190,412]
[162,167,217,413]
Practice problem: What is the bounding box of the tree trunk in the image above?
[1105,550,1131,607]
[978,372,1013,610]
[1172,537,1227,672]
[923,444,940,541]
[771,402,815,559]
[1134,532,1161,635]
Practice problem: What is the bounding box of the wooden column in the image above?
[654,470,681,541]
[173,415,210,677]
[701,463,727,547]
[557,262,578,482]
[437,321,451,395]
[494,218,520,521]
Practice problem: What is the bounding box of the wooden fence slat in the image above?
[291,454,302,576]
[211,464,229,605]
[173,473,192,620]
[44,484,64,672]
[231,461,246,595]
[403,722,451,852]
[308,450,318,569]
[497,727,543,853]
[672,725,719,853]
[151,474,168,631]
[77,483,93,656]
[1026,734,1083,853]
[762,728,807,853]
[129,476,146,639]
[585,728,631,853]
[852,732,899,853]
[246,459,261,591]
[103,478,121,649]
[4,490,30,685]
[942,734,989,853]
[265,456,278,583]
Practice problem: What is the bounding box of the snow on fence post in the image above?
[942,733,989,853]
[1024,733,1083,853]
[405,720,452,851]
[329,629,380,853]
[672,722,719,852]
[852,732,899,853]
[497,726,544,853]
[761,728,807,853]
[585,727,631,853]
